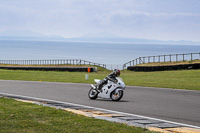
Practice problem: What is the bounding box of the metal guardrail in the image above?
[123,52,200,70]
[0,59,106,69]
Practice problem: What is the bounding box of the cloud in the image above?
[0,0,200,41]
[93,9,200,39]
[94,9,200,25]
[0,4,39,28]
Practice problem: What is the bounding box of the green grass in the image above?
[0,98,155,133]
[0,69,200,91]
[121,70,200,90]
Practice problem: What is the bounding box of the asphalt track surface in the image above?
[0,80,200,127]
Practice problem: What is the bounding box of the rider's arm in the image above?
[106,74,117,83]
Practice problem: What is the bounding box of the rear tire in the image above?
[88,88,98,100]
[110,90,123,101]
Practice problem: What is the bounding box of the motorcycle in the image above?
[88,77,125,101]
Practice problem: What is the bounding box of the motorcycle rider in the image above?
[97,69,120,92]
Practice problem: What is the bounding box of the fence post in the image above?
[123,64,125,70]
[143,57,145,63]
[191,53,193,61]
[183,54,185,61]
[176,54,178,62]
[199,53,200,59]
[170,55,171,62]
[164,55,166,62]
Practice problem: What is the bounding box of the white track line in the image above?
[1,92,200,129]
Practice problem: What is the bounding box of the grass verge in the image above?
[0,69,199,91]
[122,70,200,90]
[0,97,155,133]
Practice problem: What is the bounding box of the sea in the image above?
[0,40,200,70]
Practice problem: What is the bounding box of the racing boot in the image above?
[96,83,103,93]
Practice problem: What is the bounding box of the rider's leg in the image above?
[97,79,107,91]
[97,81,104,91]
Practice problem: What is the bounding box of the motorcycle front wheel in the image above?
[88,88,98,100]
[111,90,123,101]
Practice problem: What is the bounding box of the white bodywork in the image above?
[94,77,125,99]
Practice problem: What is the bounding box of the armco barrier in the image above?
[127,63,200,71]
[0,66,97,72]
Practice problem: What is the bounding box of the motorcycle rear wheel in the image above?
[111,90,123,101]
[88,88,98,100]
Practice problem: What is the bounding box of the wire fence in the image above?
[123,52,200,70]
[0,59,106,68]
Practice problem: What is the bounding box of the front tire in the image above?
[88,88,98,100]
[110,90,123,101]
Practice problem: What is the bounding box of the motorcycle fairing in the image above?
[98,80,123,99]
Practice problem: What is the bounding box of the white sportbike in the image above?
[88,77,125,101]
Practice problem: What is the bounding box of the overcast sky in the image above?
[0,0,200,41]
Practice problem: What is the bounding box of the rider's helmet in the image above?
[113,69,120,77]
